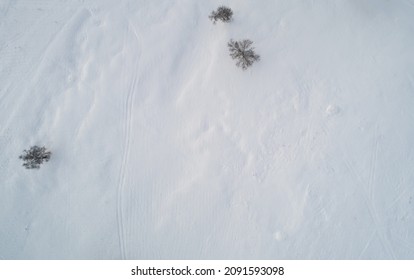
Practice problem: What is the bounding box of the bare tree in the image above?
[19,146,51,169]
[209,6,233,24]
[228,39,260,70]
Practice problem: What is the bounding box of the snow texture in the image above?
[1,0,414,259]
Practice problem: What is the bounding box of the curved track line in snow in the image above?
[368,128,397,259]
[116,21,141,260]
[358,229,376,259]
[366,127,396,259]
[341,129,397,259]
[116,24,130,260]
[367,127,379,202]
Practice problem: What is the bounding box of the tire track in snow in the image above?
[342,128,396,259]
[358,229,376,259]
[116,21,141,260]
[367,127,379,202]
[342,155,382,257]
[116,24,129,260]
[367,128,397,259]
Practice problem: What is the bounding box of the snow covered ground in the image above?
[1,0,414,259]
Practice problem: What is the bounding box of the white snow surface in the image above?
[1,0,414,259]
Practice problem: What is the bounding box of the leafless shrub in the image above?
[19,146,51,169]
[209,6,233,24]
[228,39,260,70]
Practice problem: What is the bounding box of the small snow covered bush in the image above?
[209,6,233,24]
[228,39,260,70]
[19,146,51,169]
